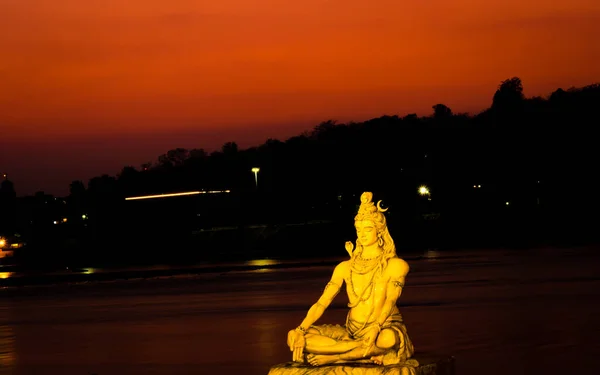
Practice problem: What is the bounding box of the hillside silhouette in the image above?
[2,77,599,267]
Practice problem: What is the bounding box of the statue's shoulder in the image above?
[331,260,350,277]
[386,257,410,276]
[336,260,351,272]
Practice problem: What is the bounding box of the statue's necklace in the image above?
[351,252,382,274]
[348,252,382,303]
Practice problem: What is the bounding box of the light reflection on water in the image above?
[245,259,279,267]
[243,259,280,273]
[424,249,441,260]
[0,317,15,370]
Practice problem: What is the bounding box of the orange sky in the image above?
[1,0,599,195]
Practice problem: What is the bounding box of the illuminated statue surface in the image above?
[276,192,419,374]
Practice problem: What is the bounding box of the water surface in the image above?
[0,247,598,375]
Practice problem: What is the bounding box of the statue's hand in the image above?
[287,329,306,362]
[361,325,380,356]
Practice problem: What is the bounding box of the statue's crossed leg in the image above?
[303,326,400,366]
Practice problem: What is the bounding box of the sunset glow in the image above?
[1,0,599,195]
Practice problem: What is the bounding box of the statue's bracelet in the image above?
[295,326,307,334]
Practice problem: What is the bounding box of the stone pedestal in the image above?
[267,356,455,375]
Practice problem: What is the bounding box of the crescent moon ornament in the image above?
[377,200,388,212]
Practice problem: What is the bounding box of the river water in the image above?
[0,246,599,375]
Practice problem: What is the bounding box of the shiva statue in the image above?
[287,192,418,368]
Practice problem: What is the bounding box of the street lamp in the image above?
[251,167,260,187]
[418,185,432,201]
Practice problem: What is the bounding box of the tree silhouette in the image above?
[432,104,453,118]
[492,77,525,112]
[67,179,85,206]
[158,148,189,167]
[221,142,238,155]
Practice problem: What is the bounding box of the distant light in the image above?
[62,218,67,223]
[418,186,431,196]
[478,185,481,188]
[82,214,88,219]
[251,167,260,173]
[505,202,510,206]
[125,190,230,200]
[53,221,58,224]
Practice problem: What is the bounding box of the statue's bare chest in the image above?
[344,268,389,303]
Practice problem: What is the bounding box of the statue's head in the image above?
[353,192,397,259]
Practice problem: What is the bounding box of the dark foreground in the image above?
[1,246,599,375]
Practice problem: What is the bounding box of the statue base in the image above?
[267,356,455,375]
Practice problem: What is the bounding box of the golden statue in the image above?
[285,192,418,370]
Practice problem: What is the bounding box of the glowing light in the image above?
[82,214,88,219]
[0,272,13,279]
[125,190,230,200]
[418,185,430,196]
[53,221,58,224]
[126,191,200,200]
[62,218,67,222]
[251,167,260,187]
[0,238,5,247]
[505,201,510,206]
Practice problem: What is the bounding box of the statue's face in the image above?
[355,220,378,246]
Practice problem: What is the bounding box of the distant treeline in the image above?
[1,77,599,265]
[67,77,599,219]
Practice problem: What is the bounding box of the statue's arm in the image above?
[375,259,409,326]
[297,262,345,330]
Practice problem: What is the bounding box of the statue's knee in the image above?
[375,329,397,349]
